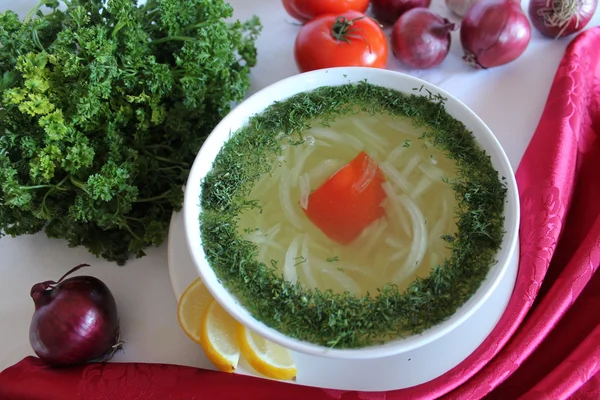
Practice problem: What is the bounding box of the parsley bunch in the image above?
[0,0,261,264]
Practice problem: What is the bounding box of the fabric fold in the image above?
[520,324,600,400]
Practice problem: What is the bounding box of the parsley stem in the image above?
[21,174,69,191]
[141,0,158,12]
[157,165,185,172]
[24,0,46,23]
[150,154,189,166]
[40,174,69,216]
[149,36,198,45]
[144,144,172,151]
[124,224,140,240]
[69,175,87,192]
[143,150,188,166]
[32,30,45,52]
[188,21,212,30]
[20,184,56,190]
[135,189,171,203]
[125,216,144,222]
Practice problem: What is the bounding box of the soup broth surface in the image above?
[237,113,458,295]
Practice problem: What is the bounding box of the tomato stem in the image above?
[331,16,366,44]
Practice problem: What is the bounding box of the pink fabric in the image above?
[1,26,600,400]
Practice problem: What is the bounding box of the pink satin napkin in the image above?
[1,27,600,400]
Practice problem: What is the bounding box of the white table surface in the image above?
[1,0,598,373]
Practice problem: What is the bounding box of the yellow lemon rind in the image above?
[177,277,206,344]
[200,300,241,373]
[237,324,297,381]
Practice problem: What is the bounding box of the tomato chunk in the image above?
[301,151,387,245]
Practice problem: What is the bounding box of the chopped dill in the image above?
[294,256,307,266]
[337,267,345,273]
[402,139,412,148]
[270,259,279,268]
[199,81,507,349]
[413,84,448,104]
[327,256,340,262]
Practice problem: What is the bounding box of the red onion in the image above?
[445,0,482,17]
[528,0,598,38]
[29,264,122,367]
[371,0,432,24]
[460,0,532,69]
[391,8,458,69]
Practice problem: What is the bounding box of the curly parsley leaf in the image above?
[0,0,262,264]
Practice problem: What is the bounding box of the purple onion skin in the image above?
[461,0,531,69]
[391,8,458,69]
[528,0,598,39]
[29,265,121,367]
[371,0,432,24]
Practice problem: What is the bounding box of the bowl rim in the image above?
[183,67,521,360]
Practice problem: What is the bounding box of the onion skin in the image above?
[29,264,122,367]
[371,0,433,24]
[460,0,532,69]
[391,8,458,69]
[528,0,598,39]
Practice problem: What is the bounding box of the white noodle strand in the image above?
[393,194,428,285]
[382,182,411,238]
[298,173,310,210]
[283,234,302,283]
[309,127,364,151]
[278,168,303,229]
[379,161,411,193]
[300,234,318,289]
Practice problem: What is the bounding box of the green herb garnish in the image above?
[199,81,506,348]
[403,139,412,147]
[327,256,340,262]
[294,256,307,266]
[0,0,261,265]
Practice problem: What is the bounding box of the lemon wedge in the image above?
[177,277,214,344]
[238,324,297,380]
[200,299,241,373]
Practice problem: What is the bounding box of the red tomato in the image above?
[301,151,387,245]
[282,0,305,21]
[282,0,370,22]
[294,11,389,73]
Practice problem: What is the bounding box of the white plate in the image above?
[167,211,519,391]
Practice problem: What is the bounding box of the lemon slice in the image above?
[177,278,214,344]
[238,324,297,380]
[200,299,241,373]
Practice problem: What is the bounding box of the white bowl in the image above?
[183,67,520,362]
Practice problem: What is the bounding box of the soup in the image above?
[237,113,458,296]
[198,82,506,348]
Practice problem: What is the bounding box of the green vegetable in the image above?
[199,81,507,348]
[0,0,261,264]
